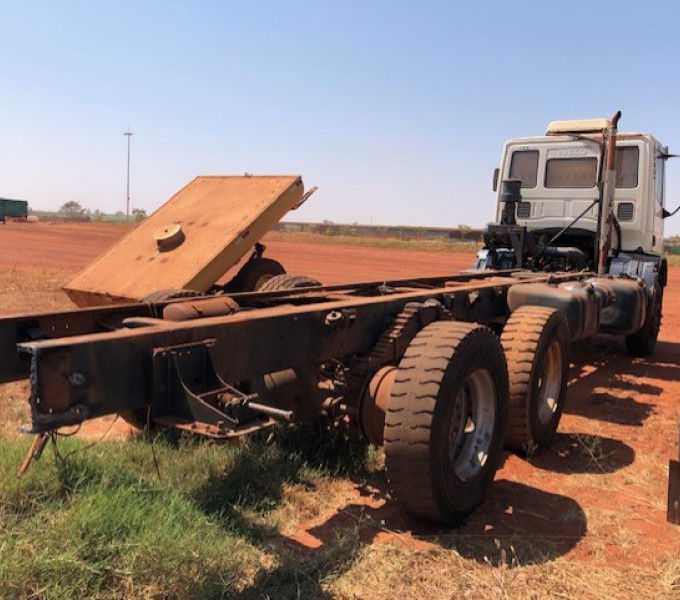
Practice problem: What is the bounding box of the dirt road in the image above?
[0,221,475,283]
[1,221,679,568]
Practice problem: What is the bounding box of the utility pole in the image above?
[124,127,133,221]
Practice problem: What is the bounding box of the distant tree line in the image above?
[56,201,147,222]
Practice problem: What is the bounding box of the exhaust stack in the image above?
[597,111,622,275]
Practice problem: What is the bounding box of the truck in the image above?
[0,197,29,223]
[1,111,675,525]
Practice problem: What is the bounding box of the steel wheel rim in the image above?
[536,340,562,426]
[448,368,496,482]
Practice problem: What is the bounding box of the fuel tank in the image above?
[507,280,611,341]
[593,277,647,335]
[507,276,648,340]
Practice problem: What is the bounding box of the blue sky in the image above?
[3,1,680,235]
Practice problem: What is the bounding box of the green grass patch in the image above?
[0,423,375,599]
[0,437,259,599]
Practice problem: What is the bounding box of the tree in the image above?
[132,207,147,222]
[58,201,86,218]
[458,224,472,242]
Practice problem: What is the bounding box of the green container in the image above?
[0,198,28,222]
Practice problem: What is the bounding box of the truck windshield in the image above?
[509,145,639,190]
[545,157,598,188]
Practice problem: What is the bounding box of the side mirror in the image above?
[663,204,680,219]
[492,168,499,192]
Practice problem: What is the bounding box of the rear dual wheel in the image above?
[258,274,321,291]
[235,257,286,292]
[142,288,202,303]
[384,321,508,525]
[501,306,570,453]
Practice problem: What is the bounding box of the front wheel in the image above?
[626,284,663,357]
[384,321,508,525]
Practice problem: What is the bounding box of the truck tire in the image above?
[384,321,508,525]
[501,306,570,453]
[258,274,321,291]
[625,284,663,357]
[142,288,203,303]
[234,257,285,292]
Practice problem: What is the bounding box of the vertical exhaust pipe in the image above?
[597,111,622,275]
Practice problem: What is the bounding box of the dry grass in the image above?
[0,268,75,438]
[332,543,680,600]
[264,230,482,254]
[0,381,31,438]
[273,478,358,535]
[0,266,74,315]
[667,254,680,267]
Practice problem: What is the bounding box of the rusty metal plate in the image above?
[64,175,303,307]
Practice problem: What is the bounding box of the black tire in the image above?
[142,288,204,320]
[626,284,663,357]
[384,321,508,525]
[234,257,285,292]
[258,274,321,292]
[501,306,570,453]
[142,288,202,303]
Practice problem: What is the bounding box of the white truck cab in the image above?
[476,115,672,357]
[493,120,667,257]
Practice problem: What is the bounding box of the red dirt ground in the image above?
[0,221,474,283]
[2,221,679,569]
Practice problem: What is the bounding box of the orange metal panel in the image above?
[64,175,304,307]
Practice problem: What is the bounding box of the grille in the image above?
[617,202,634,221]
[516,202,531,218]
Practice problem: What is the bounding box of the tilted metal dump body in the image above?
[64,175,304,307]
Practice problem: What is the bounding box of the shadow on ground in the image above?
[190,421,587,598]
[191,423,374,599]
[296,478,587,567]
[527,431,635,475]
[564,337,680,427]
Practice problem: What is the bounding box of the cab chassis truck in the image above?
[1,112,675,525]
